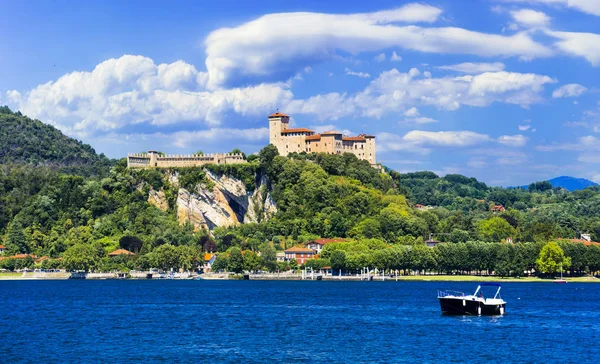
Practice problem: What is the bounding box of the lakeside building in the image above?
[128,151,246,168]
[0,245,5,255]
[268,112,377,165]
[306,238,347,254]
[284,246,315,265]
[108,249,135,257]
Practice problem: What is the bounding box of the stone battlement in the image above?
[127,152,246,168]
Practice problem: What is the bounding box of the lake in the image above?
[1,280,598,363]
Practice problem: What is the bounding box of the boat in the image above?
[437,283,506,315]
[553,263,567,283]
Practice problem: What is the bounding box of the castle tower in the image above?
[361,135,376,165]
[148,150,159,167]
[268,111,290,153]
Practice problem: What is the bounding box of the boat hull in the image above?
[439,297,506,316]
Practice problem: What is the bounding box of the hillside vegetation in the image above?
[1,107,600,276]
[0,106,113,175]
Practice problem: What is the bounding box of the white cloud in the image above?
[518,124,531,131]
[510,9,551,27]
[203,5,552,88]
[378,130,528,154]
[287,68,556,120]
[172,127,269,148]
[546,30,600,66]
[498,134,528,147]
[390,51,403,61]
[400,117,438,124]
[404,107,420,117]
[7,55,293,138]
[345,68,371,78]
[374,53,386,62]
[578,154,600,163]
[536,135,600,151]
[502,0,600,16]
[437,62,506,73]
[552,83,588,97]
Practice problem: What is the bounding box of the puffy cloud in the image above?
[546,30,600,66]
[437,62,506,73]
[345,68,371,78]
[390,51,403,62]
[287,68,555,119]
[552,83,588,97]
[7,55,293,137]
[203,5,551,88]
[510,9,551,27]
[518,124,531,131]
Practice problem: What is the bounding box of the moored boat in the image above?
[437,283,506,316]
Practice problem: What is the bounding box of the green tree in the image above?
[211,254,228,272]
[477,217,516,242]
[227,247,244,273]
[243,250,263,272]
[6,221,28,254]
[259,244,278,272]
[62,244,101,271]
[330,250,347,272]
[536,242,571,276]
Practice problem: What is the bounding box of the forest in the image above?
[1,106,600,276]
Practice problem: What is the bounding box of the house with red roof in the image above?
[108,249,135,257]
[284,246,315,265]
[307,238,347,254]
[491,205,505,213]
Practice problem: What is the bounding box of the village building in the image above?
[127,150,246,168]
[306,238,347,254]
[0,245,5,255]
[268,112,377,165]
[108,249,135,257]
[491,205,505,213]
[284,246,315,265]
[203,253,216,272]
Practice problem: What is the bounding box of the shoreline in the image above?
[1,272,598,283]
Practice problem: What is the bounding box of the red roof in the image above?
[569,239,600,246]
[0,245,5,249]
[108,249,135,256]
[12,254,37,259]
[284,246,315,253]
[491,205,505,211]
[311,238,347,246]
[268,111,289,118]
[321,130,342,135]
[342,136,366,141]
[281,128,314,134]
[359,134,375,139]
[305,134,321,141]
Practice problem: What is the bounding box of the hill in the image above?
[548,176,598,191]
[0,106,112,175]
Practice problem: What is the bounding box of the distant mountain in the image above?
[547,176,598,191]
[0,106,113,174]
[515,176,598,192]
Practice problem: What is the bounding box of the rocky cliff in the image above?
[146,169,277,231]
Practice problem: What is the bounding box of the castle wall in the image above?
[127,153,246,168]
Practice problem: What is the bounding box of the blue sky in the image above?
[1,0,600,186]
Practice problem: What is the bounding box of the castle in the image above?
[268,112,376,165]
[127,112,376,168]
[127,151,245,168]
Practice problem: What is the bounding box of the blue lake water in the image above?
[1,280,598,363]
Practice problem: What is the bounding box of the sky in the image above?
[1,0,600,186]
